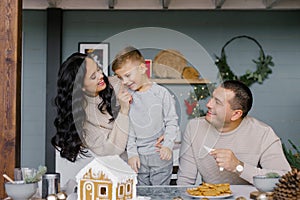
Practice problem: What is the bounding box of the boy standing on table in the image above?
[112,46,180,185]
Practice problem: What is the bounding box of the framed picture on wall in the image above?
[145,59,152,78]
[78,42,109,75]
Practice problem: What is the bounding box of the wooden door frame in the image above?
[0,0,22,198]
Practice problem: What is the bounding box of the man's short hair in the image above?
[221,80,253,118]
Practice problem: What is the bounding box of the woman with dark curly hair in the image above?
[51,52,131,162]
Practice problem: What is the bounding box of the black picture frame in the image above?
[79,42,109,75]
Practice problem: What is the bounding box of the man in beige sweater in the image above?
[177,80,291,185]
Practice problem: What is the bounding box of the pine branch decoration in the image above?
[282,139,300,170]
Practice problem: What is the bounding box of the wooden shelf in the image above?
[151,78,210,85]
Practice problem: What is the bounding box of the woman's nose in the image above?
[97,71,104,79]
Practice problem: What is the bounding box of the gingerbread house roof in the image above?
[76,155,137,183]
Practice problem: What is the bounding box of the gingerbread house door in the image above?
[82,181,95,200]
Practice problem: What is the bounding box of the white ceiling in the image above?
[23,0,300,10]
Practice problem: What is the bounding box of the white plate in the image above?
[186,192,233,199]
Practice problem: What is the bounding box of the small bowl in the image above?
[253,175,279,192]
[5,181,38,200]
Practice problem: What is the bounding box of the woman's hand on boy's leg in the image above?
[128,156,140,173]
[160,146,172,161]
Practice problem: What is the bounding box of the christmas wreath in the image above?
[215,35,274,87]
[185,35,275,119]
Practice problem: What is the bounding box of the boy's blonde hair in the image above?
[112,46,145,72]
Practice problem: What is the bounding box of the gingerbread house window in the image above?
[126,183,131,195]
[118,184,125,197]
[98,185,108,197]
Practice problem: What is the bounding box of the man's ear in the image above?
[231,109,243,121]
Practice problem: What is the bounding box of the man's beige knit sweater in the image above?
[177,116,291,185]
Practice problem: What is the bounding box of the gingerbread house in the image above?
[76,155,137,200]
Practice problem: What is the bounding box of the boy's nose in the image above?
[122,77,129,84]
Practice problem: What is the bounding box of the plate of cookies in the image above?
[186,182,233,199]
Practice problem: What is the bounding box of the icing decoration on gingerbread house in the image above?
[76,155,137,200]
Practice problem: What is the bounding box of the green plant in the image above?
[282,139,300,170]
[265,172,280,178]
[24,166,47,183]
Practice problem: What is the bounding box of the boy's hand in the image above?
[159,146,172,160]
[128,156,140,173]
[155,135,164,149]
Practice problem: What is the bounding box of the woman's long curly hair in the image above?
[51,52,116,162]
